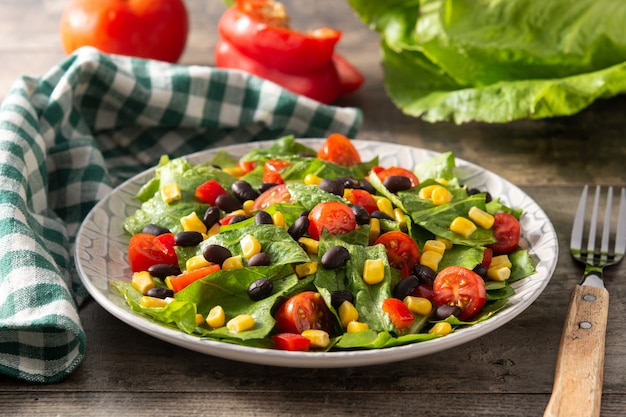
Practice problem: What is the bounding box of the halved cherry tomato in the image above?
[344,189,378,214]
[272,333,311,352]
[251,184,292,210]
[382,298,415,329]
[128,233,178,272]
[432,266,487,321]
[195,179,228,205]
[371,166,419,188]
[168,264,221,292]
[307,201,357,240]
[316,133,361,167]
[373,231,420,274]
[489,212,521,254]
[274,291,333,334]
[263,159,292,184]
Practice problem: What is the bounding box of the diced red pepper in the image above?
[382,298,415,329]
[195,179,228,205]
[168,264,221,292]
[272,333,311,351]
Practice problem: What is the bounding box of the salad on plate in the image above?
[112,134,536,352]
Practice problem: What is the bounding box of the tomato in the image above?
[195,179,228,205]
[238,160,257,174]
[382,298,415,329]
[263,160,292,185]
[272,333,311,352]
[168,264,221,292]
[274,291,333,334]
[128,233,177,272]
[489,212,521,254]
[333,54,365,95]
[372,166,419,188]
[60,0,188,63]
[432,266,487,321]
[316,133,361,167]
[251,184,292,210]
[481,247,493,267]
[373,231,421,273]
[307,201,357,240]
[344,189,378,214]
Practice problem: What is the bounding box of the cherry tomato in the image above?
[316,133,361,167]
[344,189,378,214]
[432,266,487,321]
[373,231,421,273]
[168,265,221,292]
[274,291,333,334]
[307,201,357,240]
[333,54,365,95]
[251,184,292,210]
[382,298,415,329]
[128,233,177,272]
[372,166,419,188]
[262,160,292,185]
[489,212,521,254]
[238,160,257,174]
[60,0,188,63]
[195,179,228,205]
[272,333,311,352]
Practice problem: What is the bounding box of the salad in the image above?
[113,134,536,352]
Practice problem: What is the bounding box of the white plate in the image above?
[75,139,558,368]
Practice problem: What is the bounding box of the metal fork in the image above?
[544,185,626,417]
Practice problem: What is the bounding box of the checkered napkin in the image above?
[0,46,362,383]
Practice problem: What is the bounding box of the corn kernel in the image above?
[403,296,433,316]
[272,211,285,228]
[186,254,213,272]
[468,206,495,229]
[423,239,446,255]
[490,254,512,269]
[436,236,454,250]
[435,178,449,185]
[160,183,181,204]
[140,296,169,309]
[363,258,385,285]
[376,197,394,218]
[368,218,381,244]
[241,234,262,259]
[227,209,247,218]
[131,271,155,295]
[242,200,255,215]
[429,321,453,336]
[393,208,407,231]
[418,185,438,199]
[195,314,205,326]
[222,166,245,177]
[450,217,477,238]
[431,186,453,205]
[295,262,318,278]
[420,250,443,272]
[206,305,226,328]
[487,265,511,281]
[222,255,244,270]
[298,237,319,255]
[164,276,174,290]
[346,321,370,333]
[227,314,255,332]
[304,174,322,185]
[207,222,220,237]
[338,300,359,328]
[301,329,330,348]
[180,211,207,234]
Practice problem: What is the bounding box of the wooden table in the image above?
[1,1,625,416]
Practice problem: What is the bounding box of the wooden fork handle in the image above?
[544,285,609,417]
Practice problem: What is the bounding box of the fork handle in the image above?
[543,285,609,417]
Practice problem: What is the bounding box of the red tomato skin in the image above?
[272,333,311,352]
[316,133,361,167]
[382,298,415,329]
[60,0,188,63]
[332,54,364,95]
[195,179,228,205]
[307,202,357,240]
[432,266,487,321]
[373,231,421,272]
[128,233,178,272]
[263,160,291,185]
[345,189,378,214]
[489,212,521,254]
[274,292,334,334]
[372,167,419,187]
[251,184,292,210]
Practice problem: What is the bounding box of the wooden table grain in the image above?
[1,1,625,416]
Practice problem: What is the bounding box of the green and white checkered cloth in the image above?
[0,46,362,383]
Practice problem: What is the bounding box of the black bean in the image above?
[229,214,249,224]
[248,278,273,301]
[255,211,273,225]
[215,194,242,212]
[142,224,170,236]
[319,178,345,196]
[330,290,355,308]
[321,245,350,269]
[247,252,270,267]
[258,182,278,193]
[145,287,175,299]
[337,176,360,189]
[383,175,412,193]
[359,180,377,194]
[351,204,370,225]
[299,210,310,218]
[147,264,181,279]
[466,187,493,203]
[473,264,488,280]
[434,304,462,320]
[232,180,260,202]
[288,216,309,240]
[203,244,232,266]
[412,264,437,287]
[393,275,420,300]
[203,206,221,229]
[370,210,393,221]
[174,231,204,247]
